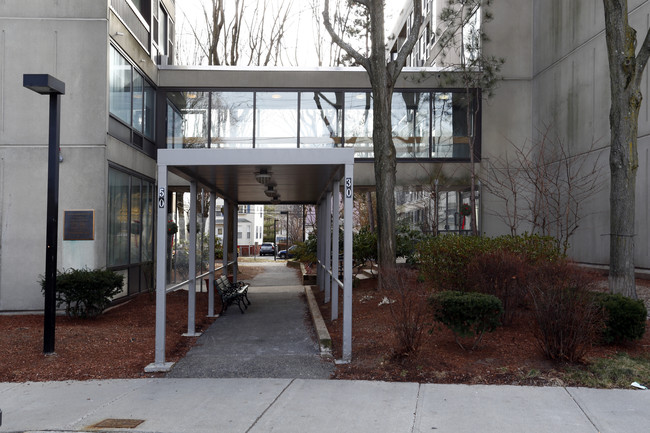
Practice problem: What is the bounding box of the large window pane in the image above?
[108,169,130,266]
[109,46,131,125]
[182,92,210,148]
[166,102,183,149]
[392,92,430,158]
[130,177,142,263]
[451,92,474,158]
[143,81,155,139]
[256,92,298,148]
[132,71,144,133]
[211,92,254,148]
[141,181,154,262]
[432,92,454,157]
[344,92,373,158]
[300,91,343,148]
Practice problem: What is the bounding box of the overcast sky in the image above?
[175,0,407,66]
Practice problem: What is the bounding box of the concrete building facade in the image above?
[2,0,649,313]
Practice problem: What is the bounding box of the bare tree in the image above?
[323,0,423,272]
[484,125,604,255]
[602,0,650,298]
[181,0,294,66]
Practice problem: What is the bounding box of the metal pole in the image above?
[186,181,197,336]
[43,93,61,354]
[343,163,354,361]
[232,202,238,283]
[324,191,332,304]
[222,201,229,277]
[208,191,216,317]
[273,219,277,261]
[331,179,340,320]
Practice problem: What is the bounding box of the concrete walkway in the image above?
[167,262,334,379]
[2,378,650,433]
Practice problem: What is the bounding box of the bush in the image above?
[41,268,124,318]
[593,293,647,344]
[491,233,563,264]
[416,233,562,291]
[382,268,429,357]
[396,224,425,264]
[429,290,503,350]
[527,262,602,362]
[416,235,493,291]
[466,250,528,325]
[353,226,377,265]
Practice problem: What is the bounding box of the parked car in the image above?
[259,243,275,256]
[278,245,297,259]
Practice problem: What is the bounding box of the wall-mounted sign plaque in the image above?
[63,210,94,241]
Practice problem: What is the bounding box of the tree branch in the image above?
[388,0,423,80]
[635,27,650,88]
[322,0,370,69]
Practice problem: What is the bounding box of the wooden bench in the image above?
[214,275,250,314]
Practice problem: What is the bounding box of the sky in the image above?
[175,0,407,67]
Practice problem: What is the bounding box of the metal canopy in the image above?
[147,146,356,372]
[158,148,354,204]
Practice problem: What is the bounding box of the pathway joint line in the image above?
[410,383,423,433]
[563,387,602,433]
[245,378,295,433]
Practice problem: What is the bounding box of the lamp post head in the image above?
[23,74,65,95]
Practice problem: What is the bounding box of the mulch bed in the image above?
[313,274,650,385]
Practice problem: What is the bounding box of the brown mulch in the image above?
[0,266,265,383]
[313,273,650,386]
[2,264,649,385]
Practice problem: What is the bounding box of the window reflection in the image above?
[108,169,130,267]
[211,92,254,148]
[344,92,373,158]
[163,89,478,159]
[392,92,430,158]
[256,92,298,148]
[109,47,131,125]
[300,91,343,147]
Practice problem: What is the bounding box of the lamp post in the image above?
[273,219,277,261]
[280,211,289,254]
[23,74,65,355]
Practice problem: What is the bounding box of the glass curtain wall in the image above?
[109,45,155,140]
[108,167,155,293]
[392,92,430,158]
[211,92,254,148]
[256,92,298,148]
[344,92,373,158]
[165,90,477,160]
[300,91,343,147]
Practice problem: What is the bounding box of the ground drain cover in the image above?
[87,418,145,429]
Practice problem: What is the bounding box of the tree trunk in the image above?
[372,83,397,271]
[366,191,375,232]
[603,0,642,299]
[608,88,639,298]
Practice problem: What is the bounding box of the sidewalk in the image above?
[1,378,650,433]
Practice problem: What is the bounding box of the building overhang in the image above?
[158,147,355,205]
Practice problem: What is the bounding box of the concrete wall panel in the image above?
[0,18,108,146]
[1,0,107,19]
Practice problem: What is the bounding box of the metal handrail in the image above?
[166,261,235,292]
[318,258,344,288]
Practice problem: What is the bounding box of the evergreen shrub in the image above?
[41,268,124,318]
[429,290,503,350]
[593,293,647,344]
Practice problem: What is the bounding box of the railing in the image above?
[165,261,235,292]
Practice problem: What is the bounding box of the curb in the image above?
[304,286,333,358]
